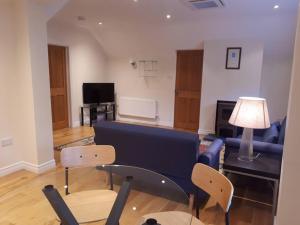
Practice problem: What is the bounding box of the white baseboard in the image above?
[72,120,81,128]
[0,161,24,177]
[0,159,56,177]
[198,128,215,135]
[23,159,56,174]
[73,117,173,128]
[117,117,173,128]
[158,120,173,127]
[72,117,94,127]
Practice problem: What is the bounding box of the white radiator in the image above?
[118,97,157,119]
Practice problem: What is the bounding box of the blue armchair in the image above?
[225,117,286,158]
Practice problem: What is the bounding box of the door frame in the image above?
[48,44,72,129]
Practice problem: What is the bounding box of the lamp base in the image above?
[238,152,261,162]
[238,155,253,162]
[238,128,255,162]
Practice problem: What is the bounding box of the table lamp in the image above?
[229,97,270,161]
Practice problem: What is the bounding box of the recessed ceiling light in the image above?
[273,5,279,9]
[133,0,138,2]
[77,16,86,21]
[98,22,103,25]
[166,14,171,19]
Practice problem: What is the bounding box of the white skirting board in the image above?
[118,97,157,119]
[198,128,215,135]
[0,159,56,176]
[117,117,173,127]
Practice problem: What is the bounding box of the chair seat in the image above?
[57,189,117,224]
[142,211,205,225]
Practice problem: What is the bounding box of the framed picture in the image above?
[226,47,242,70]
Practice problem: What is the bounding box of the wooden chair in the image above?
[140,163,233,225]
[192,163,234,225]
[60,145,117,224]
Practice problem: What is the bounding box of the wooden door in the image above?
[174,50,203,132]
[48,45,69,130]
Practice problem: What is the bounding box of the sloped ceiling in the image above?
[49,0,299,59]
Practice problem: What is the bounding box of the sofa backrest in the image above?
[262,123,279,143]
[94,121,200,179]
[278,117,287,145]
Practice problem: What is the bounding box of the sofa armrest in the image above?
[225,138,283,155]
[198,139,223,169]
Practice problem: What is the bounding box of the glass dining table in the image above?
[97,164,195,225]
[43,165,200,225]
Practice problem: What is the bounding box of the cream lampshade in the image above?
[229,97,270,161]
[229,97,270,129]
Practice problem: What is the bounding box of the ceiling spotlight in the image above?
[133,0,138,2]
[98,22,103,25]
[77,16,86,21]
[166,14,171,19]
[273,5,279,9]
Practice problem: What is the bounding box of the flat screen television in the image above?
[82,83,115,104]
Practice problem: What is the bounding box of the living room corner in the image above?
[0,1,300,225]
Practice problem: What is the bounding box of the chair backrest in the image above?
[191,163,234,213]
[61,145,115,168]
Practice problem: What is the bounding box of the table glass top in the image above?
[97,164,193,225]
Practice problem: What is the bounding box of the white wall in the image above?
[49,1,297,130]
[0,0,22,170]
[47,20,108,127]
[107,57,176,126]
[26,0,54,165]
[199,40,264,134]
[276,6,300,225]
[100,13,296,128]
[260,56,293,121]
[0,0,56,175]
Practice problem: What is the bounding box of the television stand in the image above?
[80,102,116,127]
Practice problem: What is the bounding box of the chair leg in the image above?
[225,211,230,225]
[195,190,200,219]
[105,171,109,186]
[189,194,195,210]
[65,167,70,195]
[109,168,114,190]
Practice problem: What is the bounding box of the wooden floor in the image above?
[53,126,94,149]
[0,126,273,225]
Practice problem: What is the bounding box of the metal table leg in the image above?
[273,179,279,216]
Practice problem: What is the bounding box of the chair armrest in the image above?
[198,139,224,169]
[225,138,283,155]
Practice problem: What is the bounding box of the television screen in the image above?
[83,83,115,104]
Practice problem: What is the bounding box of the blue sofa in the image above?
[94,121,223,193]
[225,117,286,158]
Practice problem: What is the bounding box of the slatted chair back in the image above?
[61,145,115,168]
[191,163,234,213]
[61,145,116,195]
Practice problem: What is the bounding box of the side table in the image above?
[222,151,281,217]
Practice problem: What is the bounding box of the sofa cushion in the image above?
[262,123,279,143]
[278,117,287,145]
